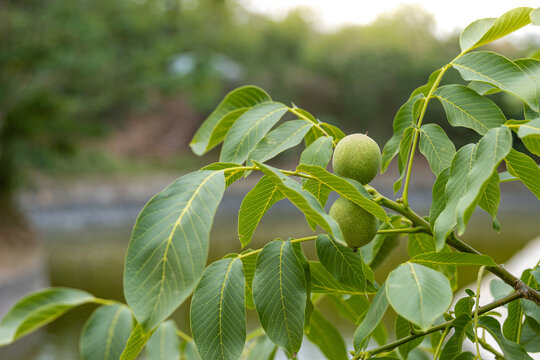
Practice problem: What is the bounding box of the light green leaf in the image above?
[452,51,538,111]
[119,323,153,360]
[386,263,452,329]
[247,120,312,164]
[303,179,331,209]
[254,162,344,242]
[191,258,245,360]
[190,86,271,155]
[410,69,442,99]
[299,136,333,168]
[296,164,389,224]
[303,126,326,147]
[429,167,450,227]
[410,252,497,266]
[328,295,370,325]
[478,170,501,231]
[316,234,375,292]
[532,7,540,25]
[200,162,244,187]
[146,320,180,360]
[468,81,500,95]
[180,340,202,360]
[433,84,507,135]
[220,102,288,164]
[419,124,456,175]
[478,316,534,360]
[124,170,225,330]
[238,176,284,248]
[0,287,95,346]
[243,335,277,360]
[393,126,415,193]
[240,250,257,310]
[462,7,533,50]
[517,117,540,139]
[310,261,376,296]
[395,315,424,359]
[306,310,348,360]
[503,300,523,343]
[440,314,472,360]
[505,148,540,199]
[320,123,346,142]
[514,58,540,112]
[80,304,132,360]
[523,137,540,156]
[459,18,496,52]
[253,239,306,353]
[381,95,423,172]
[353,285,389,351]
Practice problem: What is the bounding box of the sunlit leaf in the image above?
[410,252,497,266]
[299,136,333,168]
[0,287,95,347]
[119,323,153,360]
[253,239,306,353]
[80,304,132,360]
[505,149,540,199]
[220,102,288,164]
[190,86,271,155]
[459,18,496,52]
[532,7,540,26]
[418,123,456,175]
[433,84,506,135]
[238,176,284,247]
[124,170,225,330]
[191,258,245,360]
[517,118,540,139]
[200,162,244,187]
[146,320,180,360]
[386,263,452,329]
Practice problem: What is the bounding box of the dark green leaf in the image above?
[433,84,507,135]
[124,170,225,330]
[505,149,540,199]
[191,258,245,360]
[240,250,257,310]
[478,316,533,360]
[238,176,284,247]
[386,263,453,329]
[328,295,370,325]
[146,320,180,360]
[503,299,523,343]
[429,167,450,227]
[419,123,456,175]
[393,126,415,193]
[440,314,472,360]
[292,243,313,332]
[410,252,497,266]
[520,317,540,352]
[190,86,271,155]
[220,102,288,164]
[0,287,95,346]
[80,304,132,360]
[454,296,474,317]
[310,261,375,296]
[410,69,442,99]
[395,315,424,358]
[306,310,348,360]
[353,285,388,351]
[253,239,306,353]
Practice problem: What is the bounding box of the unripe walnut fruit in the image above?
[332,133,381,185]
[329,197,378,249]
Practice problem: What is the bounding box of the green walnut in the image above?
[329,197,378,249]
[332,133,381,185]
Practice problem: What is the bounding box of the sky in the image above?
[240,0,539,36]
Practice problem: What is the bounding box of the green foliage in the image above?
[2,6,540,360]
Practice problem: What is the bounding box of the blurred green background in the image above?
[0,1,539,359]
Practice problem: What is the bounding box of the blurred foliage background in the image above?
[1,0,538,203]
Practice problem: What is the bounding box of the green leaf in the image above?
[440,314,472,360]
[296,164,389,224]
[353,285,389,351]
[478,316,533,360]
[410,69,442,99]
[303,179,331,209]
[433,84,507,135]
[220,102,288,164]
[247,120,313,164]
[515,58,540,113]
[316,234,375,292]
[253,239,306,353]
[190,86,271,155]
[532,7,540,25]
[523,137,540,156]
[328,295,370,325]
[429,167,450,227]
[505,148,540,199]
[146,320,180,360]
[190,258,245,360]
[240,251,257,309]
[478,170,501,231]
[254,162,344,243]
[419,124,456,175]
[309,261,375,295]
[452,51,538,111]
[181,340,202,360]
[410,252,497,266]
[299,135,333,168]
[119,323,153,360]
[386,263,452,329]
[200,162,244,187]
[238,176,284,247]
[503,299,523,343]
[393,126,415,193]
[0,287,95,346]
[381,95,423,173]
[124,170,225,330]
[395,315,424,359]
[517,117,540,139]
[462,8,533,50]
[320,123,346,142]
[304,126,326,147]
[306,310,348,360]
[468,80,500,95]
[459,18,496,52]
[244,335,278,360]
[80,304,133,360]
[520,317,540,352]
[362,219,401,266]
[291,243,313,332]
